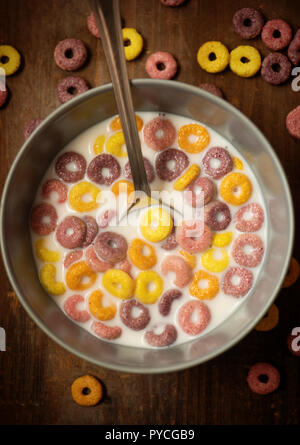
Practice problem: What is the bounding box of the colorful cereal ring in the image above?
[110,114,143,132]
[91,320,122,340]
[161,255,192,288]
[122,28,143,61]
[255,304,279,331]
[71,375,103,406]
[88,290,117,321]
[189,270,219,300]
[135,271,164,304]
[140,207,173,243]
[40,264,66,296]
[158,289,182,316]
[128,238,157,270]
[102,269,134,300]
[145,324,177,347]
[178,124,210,153]
[247,362,280,395]
[106,131,127,157]
[65,261,97,291]
[178,300,211,335]
[220,172,252,206]
[69,181,100,212]
[282,257,300,288]
[173,164,201,191]
[229,45,261,77]
[0,45,21,75]
[201,248,229,273]
[35,239,60,263]
[176,220,212,253]
[120,299,150,331]
[64,294,90,323]
[197,41,229,73]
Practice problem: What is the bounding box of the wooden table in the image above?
[0,0,299,425]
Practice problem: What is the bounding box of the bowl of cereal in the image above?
[0,79,294,373]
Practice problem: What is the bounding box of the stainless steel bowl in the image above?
[0,79,294,373]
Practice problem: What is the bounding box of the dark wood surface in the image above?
[0,0,299,425]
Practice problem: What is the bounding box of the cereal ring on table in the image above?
[128,238,157,270]
[122,28,143,61]
[159,289,182,316]
[199,83,223,98]
[55,151,86,183]
[54,38,87,71]
[204,200,231,231]
[87,154,121,186]
[288,29,300,66]
[202,146,233,179]
[82,215,98,247]
[135,271,164,304]
[69,181,100,212]
[178,300,211,335]
[87,12,100,39]
[110,114,143,132]
[161,255,192,288]
[220,172,252,206]
[64,294,90,323]
[232,8,264,40]
[178,124,210,154]
[255,304,279,332]
[106,131,127,157]
[140,207,173,243]
[176,220,212,253]
[173,164,201,191]
[222,266,253,297]
[178,250,197,269]
[145,324,177,347]
[40,264,66,296]
[31,203,58,235]
[93,135,105,154]
[232,234,264,268]
[189,270,219,300]
[282,257,300,288]
[235,202,264,232]
[65,261,97,291]
[57,76,89,103]
[286,106,300,140]
[229,46,261,77]
[143,117,176,151]
[145,51,177,80]
[0,45,21,76]
[24,119,43,140]
[94,231,128,263]
[35,239,60,263]
[97,209,116,229]
[56,216,86,249]
[92,320,122,340]
[261,53,291,85]
[124,157,155,183]
[71,375,103,406]
[233,157,244,170]
[247,363,280,395]
[88,290,116,321]
[0,82,8,108]
[184,177,215,208]
[287,328,300,356]
[41,179,67,204]
[212,231,233,247]
[160,0,186,6]
[86,246,112,273]
[201,248,229,273]
[197,41,229,73]
[161,226,178,251]
[64,250,83,268]
[120,300,150,331]
[102,269,135,300]
[155,148,189,182]
[261,19,292,51]
[117,258,132,275]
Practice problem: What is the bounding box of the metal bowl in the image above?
[0,79,294,373]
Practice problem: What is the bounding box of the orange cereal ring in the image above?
[220,172,252,206]
[161,255,192,288]
[128,238,157,270]
[110,114,143,132]
[179,250,197,269]
[111,179,134,203]
[178,124,210,153]
[65,261,97,291]
[189,270,219,300]
[282,257,300,288]
[88,290,117,321]
[69,181,100,212]
[255,304,279,331]
[71,375,103,407]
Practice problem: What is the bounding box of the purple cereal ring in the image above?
[54,38,88,71]
[41,178,68,204]
[145,51,177,80]
[222,266,253,297]
[232,8,264,40]
[56,215,87,249]
[97,209,116,229]
[57,76,89,103]
[87,154,121,186]
[64,294,90,323]
[247,362,280,395]
[31,203,58,235]
[178,300,211,336]
[85,245,113,273]
[55,151,86,183]
[160,0,186,6]
[235,202,264,232]
[261,19,292,51]
[158,289,182,316]
[82,215,98,247]
[184,176,215,208]
[120,300,150,331]
[91,320,122,340]
[261,53,291,85]
[87,12,100,39]
[176,220,212,253]
[199,83,223,98]
[161,255,192,288]
[24,119,43,140]
[287,328,300,356]
[64,250,83,268]
[155,148,189,181]
[288,29,300,66]
[124,157,155,183]
[0,82,8,108]
[143,117,176,151]
[202,146,233,179]
[145,324,177,347]
[94,231,128,263]
[286,105,300,140]
[161,226,178,251]
[232,234,264,268]
[204,200,231,231]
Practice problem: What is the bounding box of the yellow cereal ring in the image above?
[178,124,210,153]
[220,172,252,206]
[102,269,134,300]
[111,179,135,202]
[212,232,233,248]
[229,46,261,78]
[93,135,105,154]
[140,207,173,243]
[40,264,66,296]
[255,304,279,332]
[110,114,143,132]
[233,157,244,170]
[123,28,143,61]
[106,131,128,157]
[179,250,197,269]
[88,290,116,321]
[69,181,100,213]
[35,239,60,263]
[0,45,21,76]
[66,261,97,291]
[201,248,229,273]
[71,375,103,407]
[173,164,201,191]
[197,41,229,73]
[135,271,164,304]
[282,257,300,288]
[128,238,157,270]
[189,270,219,300]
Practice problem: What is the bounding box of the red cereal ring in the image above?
[0,82,8,108]
[145,324,177,347]
[63,294,90,323]
[31,203,58,235]
[54,38,88,71]
[87,154,121,186]
[184,176,215,208]
[64,250,83,268]
[202,146,233,179]
[161,255,192,288]
[261,19,292,51]
[82,215,98,247]
[41,178,68,204]
[145,51,177,80]
[56,215,87,249]
[199,83,223,98]
[155,148,189,181]
[204,200,231,231]
[261,53,291,85]
[94,231,128,263]
[116,258,132,275]
[91,320,122,340]
[87,12,100,39]
[160,0,186,6]
[55,151,86,183]
[85,245,113,273]
[288,29,300,66]
[57,76,89,103]
[161,226,178,251]
[176,220,212,253]
[120,299,150,331]
[232,8,264,40]
[287,328,300,356]
[247,362,280,395]
[178,300,211,336]
[222,266,253,297]
[124,157,155,183]
[97,209,116,229]
[143,117,176,151]
[24,119,43,140]
[158,289,182,316]
[232,234,264,267]
[286,105,300,140]
[235,202,264,232]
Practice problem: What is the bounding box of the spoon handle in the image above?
[89,0,151,196]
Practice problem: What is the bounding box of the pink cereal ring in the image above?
[120,300,150,331]
[97,209,116,229]
[117,258,132,275]
[158,289,182,316]
[232,234,264,267]
[161,255,192,288]
[31,203,58,236]
[41,179,68,204]
[55,151,86,183]
[145,51,177,80]
[87,12,100,39]
[143,117,176,151]
[54,38,88,71]
[64,250,83,268]
[63,294,90,323]
[261,19,292,51]
[222,266,253,297]
[94,231,128,263]
[56,215,86,249]
[24,119,43,140]
[0,82,8,108]
[145,324,177,347]
[178,300,211,336]
[184,177,215,208]
[235,202,264,232]
[86,246,113,273]
[82,215,98,247]
[247,362,280,395]
[176,220,212,253]
[202,146,233,179]
[91,320,122,340]
[161,226,178,251]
